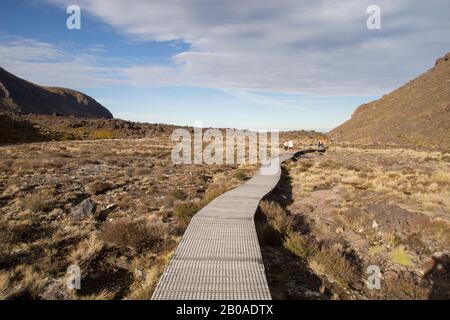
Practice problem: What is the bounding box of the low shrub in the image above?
[22,193,52,213]
[259,201,292,234]
[99,219,165,253]
[283,232,318,259]
[86,181,113,194]
[173,202,201,224]
[234,170,247,181]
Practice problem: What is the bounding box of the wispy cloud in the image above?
[0,36,126,88]
[45,0,450,95]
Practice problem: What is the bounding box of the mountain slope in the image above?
[330,52,450,151]
[0,67,113,119]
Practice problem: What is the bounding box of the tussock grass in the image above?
[259,201,292,234]
[0,220,13,262]
[173,202,200,224]
[259,200,359,292]
[0,265,47,299]
[70,234,104,263]
[311,246,359,286]
[173,180,236,224]
[22,193,52,213]
[126,251,174,300]
[233,169,247,181]
[383,274,429,300]
[99,219,166,253]
[76,290,115,300]
[283,232,318,259]
[86,180,113,194]
[389,247,413,267]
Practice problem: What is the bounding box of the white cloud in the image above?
[0,36,125,88]
[2,1,448,96]
[43,0,450,95]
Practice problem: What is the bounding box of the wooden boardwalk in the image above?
[152,151,305,300]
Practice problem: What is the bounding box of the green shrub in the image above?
[234,170,247,181]
[283,232,318,259]
[174,202,201,224]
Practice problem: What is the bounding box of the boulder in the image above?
[71,198,97,219]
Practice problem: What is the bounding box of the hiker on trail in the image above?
[283,141,288,151]
[318,139,325,149]
[317,139,322,149]
[288,140,294,150]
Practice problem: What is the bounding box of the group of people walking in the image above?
[282,139,326,152]
[283,140,294,151]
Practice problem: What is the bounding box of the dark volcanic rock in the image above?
[71,198,97,219]
[0,67,113,119]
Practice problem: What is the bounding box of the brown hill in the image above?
[0,112,180,144]
[0,67,113,119]
[329,52,450,151]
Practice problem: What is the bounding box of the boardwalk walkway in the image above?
[152,150,307,300]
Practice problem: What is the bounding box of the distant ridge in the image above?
[329,52,450,151]
[0,67,113,119]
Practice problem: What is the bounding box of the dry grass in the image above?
[290,146,450,214]
[173,202,201,224]
[0,219,13,263]
[283,232,318,259]
[76,290,116,300]
[310,246,359,287]
[133,167,152,176]
[0,132,286,299]
[280,145,450,299]
[126,251,174,300]
[0,265,47,299]
[383,274,429,300]
[22,193,52,213]
[99,219,166,253]
[86,180,113,195]
[0,271,10,300]
[259,201,293,234]
[70,234,104,263]
[259,198,360,294]
[233,169,247,181]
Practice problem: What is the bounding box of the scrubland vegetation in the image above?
[258,146,449,299]
[0,137,256,299]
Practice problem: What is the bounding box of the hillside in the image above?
[0,112,181,144]
[0,67,113,119]
[330,52,450,151]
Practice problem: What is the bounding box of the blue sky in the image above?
[1,0,449,131]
